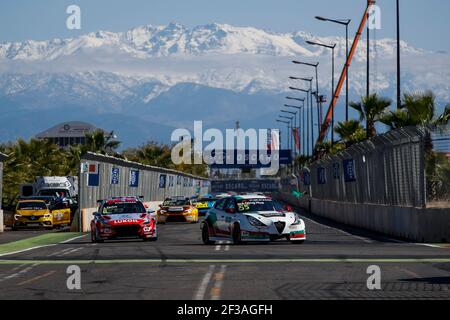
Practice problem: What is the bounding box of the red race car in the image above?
[91,196,157,242]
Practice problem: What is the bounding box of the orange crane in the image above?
[316,0,375,150]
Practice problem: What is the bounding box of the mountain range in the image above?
[0,23,449,147]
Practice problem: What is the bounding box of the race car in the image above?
[13,198,71,230]
[13,199,54,230]
[192,194,217,216]
[90,196,157,242]
[157,197,199,223]
[201,194,306,244]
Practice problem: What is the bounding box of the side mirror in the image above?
[225,208,235,214]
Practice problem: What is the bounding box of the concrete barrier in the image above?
[276,192,450,243]
[77,152,210,232]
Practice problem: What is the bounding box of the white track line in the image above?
[193,265,216,300]
[59,235,87,244]
[215,241,223,251]
[210,265,227,300]
[0,234,86,258]
[303,216,374,244]
[0,244,56,258]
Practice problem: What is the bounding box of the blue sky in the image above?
[0,0,449,51]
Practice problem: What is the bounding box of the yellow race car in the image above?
[157,197,199,223]
[13,198,71,230]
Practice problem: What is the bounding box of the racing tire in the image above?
[232,223,243,245]
[90,231,97,243]
[291,240,305,244]
[91,230,104,243]
[202,223,215,245]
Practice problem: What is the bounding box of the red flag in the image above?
[292,128,301,152]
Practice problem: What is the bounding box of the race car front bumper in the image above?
[98,224,156,240]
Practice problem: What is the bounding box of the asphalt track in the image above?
[0,207,450,300]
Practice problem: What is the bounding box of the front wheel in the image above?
[202,223,215,245]
[232,224,243,245]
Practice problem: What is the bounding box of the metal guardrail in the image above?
[79,152,210,210]
[283,127,428,208]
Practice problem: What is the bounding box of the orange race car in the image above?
[157,197,199,223]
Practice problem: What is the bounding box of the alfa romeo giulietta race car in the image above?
[201,194,306,244]
[91,196,157,242]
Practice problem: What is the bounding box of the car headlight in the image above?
[292,214,302,226]
[14,214,21,220]
[247,216,266,227]
[143,219,150,225]
[44,214,52,219]
[159,210,167,214]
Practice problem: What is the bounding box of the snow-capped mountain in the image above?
[0,23,448,146]
[0,22,425,61]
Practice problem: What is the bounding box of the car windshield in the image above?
[195,198,217,203]
[236,198,276,213]
[38,189,68,197]
[17,201,47,210]
[102,202,146,214]
[163,199,190,206]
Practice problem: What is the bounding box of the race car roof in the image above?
[234,194,269,200]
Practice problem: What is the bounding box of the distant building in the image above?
[35,121,102,148]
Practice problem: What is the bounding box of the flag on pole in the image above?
[270,129,280,151]
[292,128,301,152]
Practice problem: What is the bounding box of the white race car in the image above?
[201,194,306,244]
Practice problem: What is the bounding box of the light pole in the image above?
[281,109,298,156]
[396,0,401,109]
[314,17,351,121]
[289,86,312,156]
[276,119,290,151]
[292,61,321,132]
[306,40,336,146]
[284,100,305,155]
[290,77,314,154]
[279,115,294,153]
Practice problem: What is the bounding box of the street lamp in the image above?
[279,115,294,152]
[289,86,311,156]
[276,119,290,150]
[292,61,321,129]
[285,98,305,155]
[396,0,401,110]
[290,77,314,154]
[314,17,351,121]
[305,40,336,146]
[281,109,298,156]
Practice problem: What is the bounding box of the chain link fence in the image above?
[427,126,450,206]
[286,127,428,208]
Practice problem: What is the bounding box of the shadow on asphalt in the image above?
[400,277,450,284]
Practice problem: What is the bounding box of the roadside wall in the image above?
[77,152,210,232]
[276,193,450,243]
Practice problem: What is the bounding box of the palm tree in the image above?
[381,91,450,130]
[315,141,345,157]
[334,120,367,148]
[84,129,121,155]
[381,91,450,203]
[350,93,392,138]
